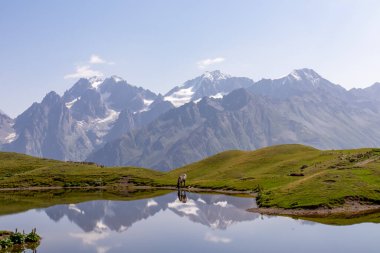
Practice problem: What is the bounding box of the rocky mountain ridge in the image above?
[2,68,380,169]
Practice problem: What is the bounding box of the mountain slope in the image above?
[88,79,380,170]
[349,82,380,111]
[62,76,178,144]
[248,68,348,100]
[105,95,174,142]
[3,91,94,160]
[1,76,169,160]
[0,110,14,145]
[164,70,254,107]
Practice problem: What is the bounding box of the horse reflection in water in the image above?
[177,190,187,203]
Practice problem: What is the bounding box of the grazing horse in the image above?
[177,173,187,188]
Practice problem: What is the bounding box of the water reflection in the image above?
[1,191,380,253]
[44,192,257,232]
[177,190,187,203]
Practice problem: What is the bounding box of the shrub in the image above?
[255,184,264,205]
[9,230,25,244]
[0,238,13,249]
[25,229,40,243]
[93,178,103,186]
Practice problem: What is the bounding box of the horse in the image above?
[177,173,187,188]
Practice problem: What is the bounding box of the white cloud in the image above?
[204,232,232,244]
[89,54,106,64]
[70,230,111,253]
[197,57,225,69]
[65,54,115,79]
[64,65,104,79]
[70,230,110,245]
[89,54,114,65]
[96,246,111,253]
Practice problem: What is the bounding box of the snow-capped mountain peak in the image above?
[88,76,105,89]
[110,75,124,83]
[288,68,321,82]
[202,70,231,82]
[164,70,253,107]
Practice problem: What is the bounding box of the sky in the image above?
[1,0,380,117]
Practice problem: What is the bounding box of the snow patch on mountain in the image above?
[97,109,119,124]
[163,70,252,108]
[286,69,321,85]
[76,108,120,144]
[168,199,199,216]
[289,71,302,81]
[210,92,225,99]
[163,70,229,107]
[139,99,154,112]
[203,71,230,81]
[65,97,80,109]
[110,75,124,83]
[164,87,194,107]
[5,132,16,143]
[89,76,104,89]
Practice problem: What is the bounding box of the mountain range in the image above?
[2,69,380,170]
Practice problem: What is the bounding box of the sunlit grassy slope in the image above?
[0,152,162,188]
[1,144,380,209]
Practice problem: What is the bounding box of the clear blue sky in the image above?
[1,0,380,117]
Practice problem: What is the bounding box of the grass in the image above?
[164,145,380,210]
[1,144,380,211]
[0,153,163,188]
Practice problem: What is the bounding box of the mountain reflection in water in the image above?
[1,191,380,253]
[44,191,258,232]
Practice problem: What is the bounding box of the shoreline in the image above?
[3,185,379,218]
[248,200,380,218]
[0,185,255,195]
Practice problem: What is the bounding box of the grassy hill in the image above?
[0,152,163,188]
[165,144,380,209]
[1,144,380,210]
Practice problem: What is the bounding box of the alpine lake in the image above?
[0,189,379,253]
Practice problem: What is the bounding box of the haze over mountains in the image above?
[2,69,380,170]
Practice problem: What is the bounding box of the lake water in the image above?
[0,190,379,253]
